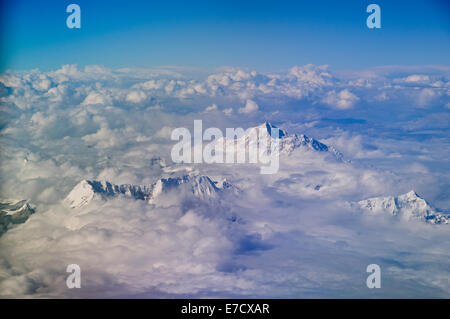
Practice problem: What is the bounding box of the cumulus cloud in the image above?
[82,91,112,106]
[416,88,439,107]
[402,74,430,83]
[0,64,449,298]
[204,103,218,112]
[238,99,259,114]
[126,90,147,103]
[154,126,174,139]
[323,89,359,109]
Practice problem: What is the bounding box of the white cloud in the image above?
[238,99,259,114]
[154,126,174,139]
[54,64,80,76]
[126,90,147,103]
[0,64,449,298]
[416,88,438,107]
[288,64,332,86]
[81,91,112,106]
[204,103,218,112]
[323,89,359,109]
[401,74,430,83]
[223,108,233,116]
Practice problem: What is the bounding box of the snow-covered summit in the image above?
[63,180,153,209]
[248,122,287,139]
[64,175,235,209]
[235,121,343,159]
[358,190,449,224]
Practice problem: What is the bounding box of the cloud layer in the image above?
[0,64,449,298]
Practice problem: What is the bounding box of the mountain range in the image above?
[64,175,236,209]
[5,123,447,232]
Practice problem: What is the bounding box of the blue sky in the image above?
[1,0,449,71]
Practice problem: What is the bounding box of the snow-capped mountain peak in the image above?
[358,190,449,224]
[64,180,153,209]
[148,175,220,203]
[215,122,343,160]
[64,174,234,209]
[402,190,420,200]
[252,122,343,159]
[253,121,287,139]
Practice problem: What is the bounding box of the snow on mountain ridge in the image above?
[217,121,343,160]
[64,180,153,208]
[358,190,449,224]
[251,122,342,158]
[64,175,234,208]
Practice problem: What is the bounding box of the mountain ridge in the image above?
[64,174,236,209]
[358,190,449,224]
[208,121,344,163]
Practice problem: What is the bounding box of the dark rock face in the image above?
[0,200,35,236]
